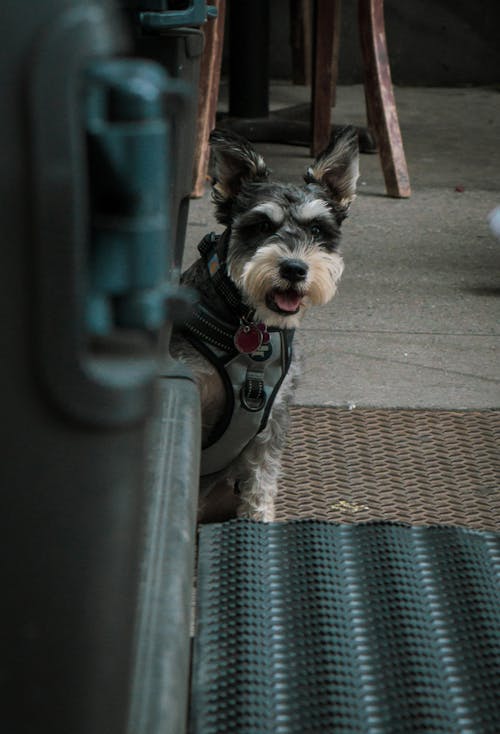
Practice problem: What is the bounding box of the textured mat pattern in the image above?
[277,408,500,530]
[191,520,500,734]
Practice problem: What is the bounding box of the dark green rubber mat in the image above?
[191,520,500,733]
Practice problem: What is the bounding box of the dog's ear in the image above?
[209,129,269,221]
[305,126,359,215]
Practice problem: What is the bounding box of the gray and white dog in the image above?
[171,127,359,521]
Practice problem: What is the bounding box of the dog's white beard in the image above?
[229,241,344,328]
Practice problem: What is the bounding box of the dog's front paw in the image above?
[238,498,275,523]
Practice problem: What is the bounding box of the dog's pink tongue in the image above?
[274,290,302,312]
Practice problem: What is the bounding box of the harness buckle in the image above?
[240,376,266,412]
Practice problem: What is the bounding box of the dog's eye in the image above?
[310,223,322,237]
[259,220,273,234]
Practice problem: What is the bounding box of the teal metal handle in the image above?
[85,60,190,334]
[132,0,217,30]
[30,9,191,426]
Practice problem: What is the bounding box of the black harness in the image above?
[182,232,294,476]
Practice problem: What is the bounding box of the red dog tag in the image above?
[234,323,263,353]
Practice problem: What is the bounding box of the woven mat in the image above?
[276,407,500,531]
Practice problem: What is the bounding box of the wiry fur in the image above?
[235,240,344,329]
[171,128,359,521]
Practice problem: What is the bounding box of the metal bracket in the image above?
[30,9,191,426]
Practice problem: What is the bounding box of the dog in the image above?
[170,127,359,521]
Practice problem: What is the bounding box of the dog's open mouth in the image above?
[266,288,305,315]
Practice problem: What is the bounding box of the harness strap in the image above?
[199,330,292,476]
[197,232,254,321]
[184,303,236,353]
[181,231,295,476]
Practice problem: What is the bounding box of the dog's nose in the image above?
[279,259,308,282]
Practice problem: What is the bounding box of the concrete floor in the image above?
[185,84,500,410]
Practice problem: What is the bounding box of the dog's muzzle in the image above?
[266,258,308,315]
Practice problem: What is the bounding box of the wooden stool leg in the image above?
[358,0,411,197]
[191,0,226,198]
[290,0,313,86]
[311,0,341,157]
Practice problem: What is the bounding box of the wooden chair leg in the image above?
[311,0,341,156]
[191,0,226,198]
[358,0,411,197]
